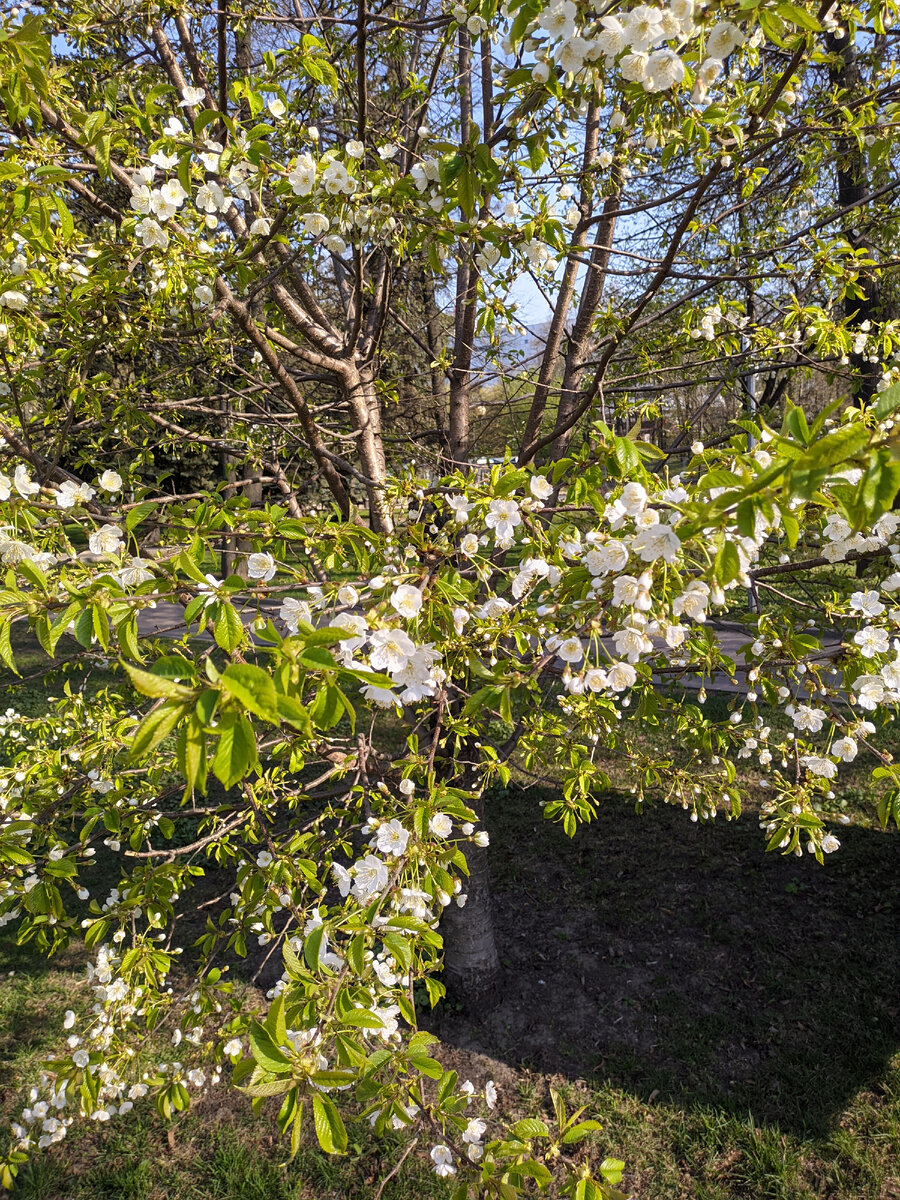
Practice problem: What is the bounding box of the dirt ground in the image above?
[430,788,900,1141]
[4,781,900,1199]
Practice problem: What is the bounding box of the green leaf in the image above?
[17,558,47,591]
[303,922,325,970]
[73,607,94,648]
[0,837,33,866]
[130,702,188,761]
[784,403,811,445]
[214,602,245,652]
[122,661,195,701]
[310,683,351,730]
[298,645,338,670]
[574,1181,599,1200]
[177,715,208,794]
[715,540,741,585]
[381,932,412,971]
[463,684,501,717]
[84,918,110,949]
[437,1068,458,1104]
[409,1054,443,1079]
[310,1069,356,1088]
[95,132,111,179]
[249,1021,291,1074]
[276,694,313,735]
[407,1030,438,1055]
[775,1,821,30]
[612,436,641,474]
[599,1157,626,1184]
[874,381,900,420]
[781,508,800,548]
[91,604,110,650]
[125,502,156,532]
[175,550,212,585]
[282,937,304,977]
[241,1077,293,1098]
[265,991,288,1048]
[511,1159,552,1186]
[298,626,355,647]
[221,663,280,723]
[346,932,366,976]
[152,655,197,680]
[0,620,17,675]
[289,1102,304,1159]
[115,616,142,662]
[562,1120,604,1144]
[340,1008,387,1030]
[311,1093,347,1154]
[211,715,256,789]
[511,1118,550,1139]
[38,601,79,656]
[798,423,869,471]
[735,498,756,538]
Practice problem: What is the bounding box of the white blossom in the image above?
[484,497,522,542]
[850,590,885,618]
[246,552,276,582]
[430,1145,456,1177]
[707,20,743,59]
[88,524,123,556]
[556,637,584,664]
[831,736,857,762]
[854,626,889,658]
[390,584,424,619]
[429,812,452,838]
[98,470,122,492]
[369,629,416,673]
[374,819,410,857]
[606,661,637,691]
[529,474,554,500]
[178,86,205,107]
[288,154,317,196]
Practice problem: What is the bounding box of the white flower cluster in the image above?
[12,939,221,1153]
[430,472,785,705]
[10,1079,72,1151]
[277,580,445,706]
[497,0,744,95]
[821,511,900,565]
[429,1079,497,1175]
[0,464,131,568]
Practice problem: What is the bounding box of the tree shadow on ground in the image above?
[430,787,900,1140]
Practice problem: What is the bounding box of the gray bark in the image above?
[440,796,501,1010]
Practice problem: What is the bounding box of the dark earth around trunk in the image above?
[427,784,900,1140]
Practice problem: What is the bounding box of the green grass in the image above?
[7,1118,451,1200]
[2,636,899,1197]
[3,784,899,1199]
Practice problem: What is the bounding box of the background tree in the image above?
[1,0,900,1193]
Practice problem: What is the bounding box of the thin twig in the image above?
[373,1137,419,1200]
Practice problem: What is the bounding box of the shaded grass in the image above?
[3,785,900,1198]
[0,631,122,725]
[5,1100,451,1200]
[1,631,899,1197]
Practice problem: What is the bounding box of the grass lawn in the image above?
[1,639,899,1198]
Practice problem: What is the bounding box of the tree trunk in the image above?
[446,27,476,469]
[827,28,881,405]
[549,193,619,464]
[423,272,450,453]
[345,363,394,534]
[520,105,601,461]
[440,797,501,1011]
